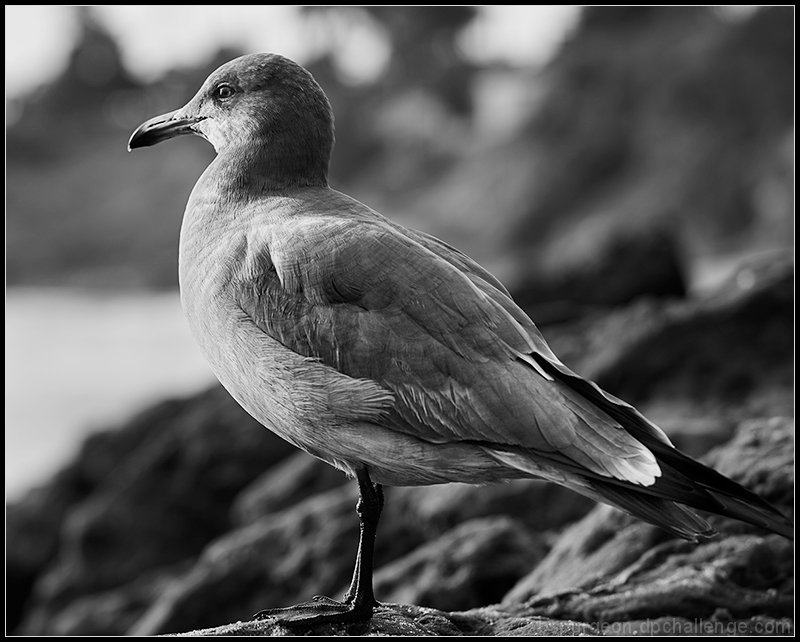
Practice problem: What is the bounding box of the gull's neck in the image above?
[211,130,330,196]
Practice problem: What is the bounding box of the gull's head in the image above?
[128,53,334,185]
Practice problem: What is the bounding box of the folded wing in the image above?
[234,211,661,487]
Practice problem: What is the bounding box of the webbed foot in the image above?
[253,594,375,627]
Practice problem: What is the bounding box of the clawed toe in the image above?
[253,595,375,627]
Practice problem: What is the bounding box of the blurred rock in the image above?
[503,417,794,626]
[6,404,177,632]
[700,416,794,523]
[393,7,794,298]
[14,386,294,635]
[231,451,347,526]
[130,487,360,635]
[9,251,792,636]
[591,252,793,407]
[6,482,84,631]
[512,226,687,326]
[543,251,792,395]
[390,479,594,537]
[237,454,594,536]
[506,6,794,290]
[542,251,793,455]
[373,517,548,612]
[19,568,183,636]
[130,484,575,634]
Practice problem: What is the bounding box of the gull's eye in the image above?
[214,84,236,101]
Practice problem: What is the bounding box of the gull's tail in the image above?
[581,439,794,541]
[531,355,794,541]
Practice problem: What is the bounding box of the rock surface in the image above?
[170,604,598,637]
[10,386,295,635]
[8,254,793,636]
[372,517,549,612]
[504,418,794,617]
[512,226,687,326]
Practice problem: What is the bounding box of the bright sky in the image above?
[5,6,581,98]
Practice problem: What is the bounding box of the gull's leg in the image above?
[253,467,383,626]
[342,468,383,606]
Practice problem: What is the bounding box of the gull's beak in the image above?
[128,110,206,151]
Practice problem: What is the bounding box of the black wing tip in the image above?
[653,448,795,541]
[590,481,719,541]
[687,525,718,543]
[771,523,794,540]
[750,512,794,540]
[678,516,794,543]
[532,345,795,540]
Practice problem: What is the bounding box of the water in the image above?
[5,288,215,500]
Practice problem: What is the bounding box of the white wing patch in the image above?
[605,447,661,486]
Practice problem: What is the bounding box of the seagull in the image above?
[129,53,793,626]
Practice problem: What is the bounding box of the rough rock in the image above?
[503,417,794,630]
[130,491,561,635]
[9,255,793,636]
[17,568,183,637]
[236,452,594,534]
[541,251,794,456]
[231,451,347,526]
[592,615,793,637]
[390,479,594,536]
[6,479,85,629]
[512,226,687,326]
[544,252,793,407]
[373,517,548,612]
[14,386,295,635]
[130,487,359,635]
[168,604,598,637]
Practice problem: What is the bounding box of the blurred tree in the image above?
[9,6,790,294]
[305,6,477,115]
[302,7,479,190]
[578,5,703,31]
[360,6,477,116]
[7,6,140,165]
[27,7,137,122]
[6,7,221,288]
[8,7,486,288]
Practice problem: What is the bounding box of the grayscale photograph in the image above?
[6,6,794,637]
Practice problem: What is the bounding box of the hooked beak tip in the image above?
[128,111,206,151]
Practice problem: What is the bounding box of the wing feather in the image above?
[235,208,659,485]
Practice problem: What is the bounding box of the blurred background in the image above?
[6,5,792,500]
[6,5,586,500]
[5,6,794,636]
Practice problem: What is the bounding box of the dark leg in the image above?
[253,467,383,626]
[343,468,384,607]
